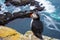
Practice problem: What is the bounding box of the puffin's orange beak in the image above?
[30,13,33,17]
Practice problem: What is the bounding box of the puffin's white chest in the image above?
[30,19,33,27]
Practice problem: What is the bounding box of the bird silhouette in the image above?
[29,12,43,40]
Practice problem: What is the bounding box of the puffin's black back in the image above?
[31,14,43,39]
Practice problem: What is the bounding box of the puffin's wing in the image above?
[32,20,43,32]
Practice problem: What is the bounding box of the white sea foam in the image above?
[12,7,21,13]
[41,14,60,32]
[35,0,56,13]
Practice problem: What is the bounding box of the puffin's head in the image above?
[30,12,39,19]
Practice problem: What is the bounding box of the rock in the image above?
[0,26,23,40]
[25,31,40,40]
[0,26,59,40]
[25,31,59,40]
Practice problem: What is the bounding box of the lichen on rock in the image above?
[0,26,23,40]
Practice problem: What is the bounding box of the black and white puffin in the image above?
[30,12,43,40]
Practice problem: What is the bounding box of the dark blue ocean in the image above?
[0,0,60,39]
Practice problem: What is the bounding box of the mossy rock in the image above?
[0,26,23,40]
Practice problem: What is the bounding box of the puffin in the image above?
[30,12,43,40]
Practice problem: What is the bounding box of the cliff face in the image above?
[0,26,59,40]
